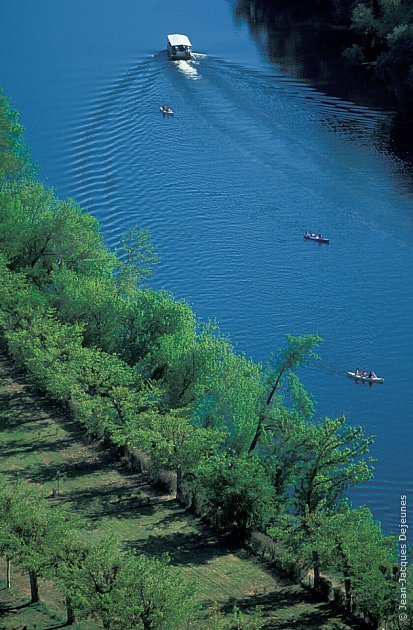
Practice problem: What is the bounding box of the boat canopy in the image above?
[167,34,192,48]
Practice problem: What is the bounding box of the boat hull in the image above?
[347,372,384,384]
[168,51,192,61]
[304,234,329,244]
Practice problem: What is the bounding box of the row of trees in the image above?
[0,483,263,629]
[0,89,410,627]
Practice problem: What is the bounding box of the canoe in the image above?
[160,107,174,115]
[304,233,329,244]
[347,372,384,384]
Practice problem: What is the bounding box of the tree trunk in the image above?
[342,559,352,610]
[29,570,40,604]
[176,468,183,502]
[312,549,321,590]
[248,419,263,454]
[6,556,11,588]
[248,367,286,453]
[344,578,352,611]
[176,469,194,509]
[335,538,352,611]
[65,595,76,626]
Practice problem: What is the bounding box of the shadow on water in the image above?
[233,1,387,98]
[233,0,413,172]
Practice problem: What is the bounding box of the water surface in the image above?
[0,0,412,531]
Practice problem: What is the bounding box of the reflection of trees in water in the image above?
[234,0,392,105]
[233,0,413,167]
[384,115,413,166]
[234,0,335,26]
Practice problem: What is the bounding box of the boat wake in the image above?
[173,59,200,80]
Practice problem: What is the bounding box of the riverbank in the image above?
[0,352,365,629]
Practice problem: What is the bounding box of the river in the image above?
[0,0,412,533]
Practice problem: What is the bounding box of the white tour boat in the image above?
[167,34,192,60]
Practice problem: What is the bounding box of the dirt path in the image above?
[0,353,366,629]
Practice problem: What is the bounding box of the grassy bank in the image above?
[0,353,365,629]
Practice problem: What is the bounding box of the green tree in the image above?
[56,536,124,627]
[315,506,398,622]
[117,226,159,296]
[0,483,19,589]
[377,24,413,103]
[195,454,274,539]
[162,324,265,453]
[295,417,375,517]
[5,309,84,402]
[351,3,379,38]
[0,253,47,332]
[67,345,150,440]
[0,482,73,603]
[117,288,196,376]
[52,533,94,625]
[0,182,116,286]
[127,408,227,501]
[159,319,264,451]
[159,322,228,410]
[57,539,197,629]
[196,348,265,454]
[119,553,197,630]
[0,89,33,183]
[295,416,375,589]
[259,373,315,510]
[248,334,322,453]
[50,266,125,351]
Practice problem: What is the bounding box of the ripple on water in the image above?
[56,53,413,532]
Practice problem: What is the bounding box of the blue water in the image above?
[1,0,412,532]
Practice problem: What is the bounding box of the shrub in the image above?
[195,454,274,539]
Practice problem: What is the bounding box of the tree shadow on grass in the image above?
[0,388,66,423]
[0,456,111,491]
[128,506,240,566]
[220,588,368,629]
[1,454,162,525]
[0,363,88,447]
[6,444,120,482]
[0,600,32,611]
[50,476,163,521]
[134,500,218,533]
[0,394,54,430]
[131,528,235,565]
[0,436,77,460]
[3,418,56,434]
